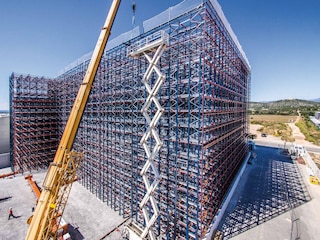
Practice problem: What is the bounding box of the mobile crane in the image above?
[26,1,167,239]
[25,1,121,239]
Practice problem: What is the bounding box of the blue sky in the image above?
[0,0,319,110]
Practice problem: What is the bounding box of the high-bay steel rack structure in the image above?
[10,0,251,239]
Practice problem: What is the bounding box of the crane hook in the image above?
[132,1,136,13]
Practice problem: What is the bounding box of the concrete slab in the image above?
[0,168,124,240]
[0,170,36,240]
[216,145,320,240]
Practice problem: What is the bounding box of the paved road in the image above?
[254,139,320,154]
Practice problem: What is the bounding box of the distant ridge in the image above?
[310,98,320,103]
[0,110,9,114]
[250,98,320,109]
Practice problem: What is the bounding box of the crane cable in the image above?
[132,1,136,28]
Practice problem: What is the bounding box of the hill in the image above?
[249,99,320,115]
[311,98,320,103]
[250,99,320,109]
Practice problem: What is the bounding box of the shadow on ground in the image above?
[68,223,84,240]
[0,196,12,202]
[217,146,311,239]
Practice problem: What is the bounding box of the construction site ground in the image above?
[3,145,319,240]
[1,121,320,240]
[217,145,320,240]
[215,123,320,239]
[0,169,125,240]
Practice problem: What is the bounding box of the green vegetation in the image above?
[250,115,295,142]
[296,117,320,145]
[250,114,297,123]
[250,99,320,145]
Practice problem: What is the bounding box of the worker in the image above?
[8,207,15,220]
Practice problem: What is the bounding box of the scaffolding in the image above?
[10,0,250,239]
[9,73,58,172]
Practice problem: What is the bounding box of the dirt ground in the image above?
[250,115,297,123]
[250,123,317,148]
[250,124,284,142]
[310,153,320,168]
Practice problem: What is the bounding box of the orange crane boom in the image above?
[24,174,41,200]
[25,1,121,239]
[0,171,18,179]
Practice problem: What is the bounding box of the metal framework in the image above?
[9,74,58,172]
[127,31,169,239]
[10,1,251,239]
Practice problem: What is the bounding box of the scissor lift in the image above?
[126,30,169,240]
